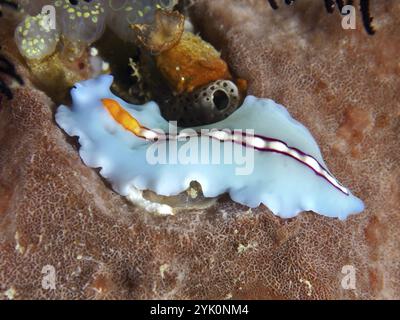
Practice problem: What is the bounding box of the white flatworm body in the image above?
[55,75,364,219]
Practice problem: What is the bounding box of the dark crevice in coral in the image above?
[324,0,335,13]
[336,0,345,11]
[264,0,375,35]
[95,28,172,107]
[268,0,279,10]
[360,0,375,35]
[0,53,24,100]
[93,29,141,101]
[0,0,18,16]
[0,1,22,100]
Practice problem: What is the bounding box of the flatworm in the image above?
[102,98,348,195]
[56,75,364,219]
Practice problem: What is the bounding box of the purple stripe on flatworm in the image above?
[138,127,349,196]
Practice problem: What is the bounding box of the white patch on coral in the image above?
[126,185,173,216]
[4,287,17,300]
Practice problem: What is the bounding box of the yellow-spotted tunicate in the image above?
[14,13,60,60]
[54,0,107,44]
[105,0,178,42]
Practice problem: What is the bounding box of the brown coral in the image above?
[0,0,399,300]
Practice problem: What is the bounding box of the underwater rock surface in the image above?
[0,0,399,299]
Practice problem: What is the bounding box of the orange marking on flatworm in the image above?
[102,98,143,136]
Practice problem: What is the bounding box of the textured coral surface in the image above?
[1,1,399,299]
